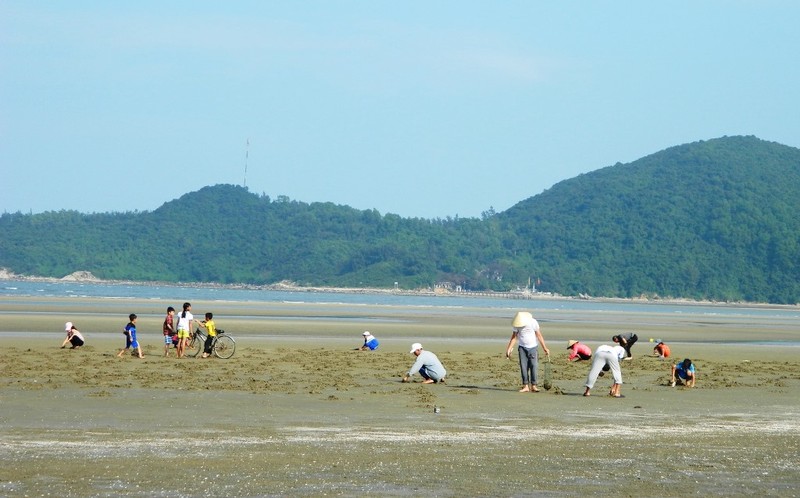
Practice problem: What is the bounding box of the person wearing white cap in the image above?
[358,331,380,351]
[505,311,550,392]
[402,343,446,384]
[60,322,85,349]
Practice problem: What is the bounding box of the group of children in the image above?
[158,302,218,358]
[62,301,220,359]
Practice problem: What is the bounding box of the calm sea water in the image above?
[2,279,798,320]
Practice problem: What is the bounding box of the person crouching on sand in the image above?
[653,340,671,359]
[359,331,379,351]
[567,340,592,362]
[402,343,446,384]
[61,322,85,349]
[671,358,696,387]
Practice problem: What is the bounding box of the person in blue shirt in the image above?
[359,331,379,351]
[671,358,696,387]
[117,313,144,359]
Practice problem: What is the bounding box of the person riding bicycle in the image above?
[196,312,217,359]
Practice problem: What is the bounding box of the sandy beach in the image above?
[1,295,799,497]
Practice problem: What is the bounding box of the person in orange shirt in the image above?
[653,340,671,359]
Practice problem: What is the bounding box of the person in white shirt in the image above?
[583,344,626,397]
[60,322,85,349]
[505,311,550,392]
[175,302,195,358]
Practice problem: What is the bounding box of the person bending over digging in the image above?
[612,332,638,360]
[584,344,626,397]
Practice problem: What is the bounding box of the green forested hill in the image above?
[1,136,799,303]
[496,136,800,303]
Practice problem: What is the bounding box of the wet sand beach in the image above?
[1,296,799,497]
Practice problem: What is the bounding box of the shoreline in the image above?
[1,268,798,310]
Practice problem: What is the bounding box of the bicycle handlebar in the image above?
[194,328,225,335]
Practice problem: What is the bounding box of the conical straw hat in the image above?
[511,311,532,328]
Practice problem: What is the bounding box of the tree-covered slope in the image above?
[496,136,800,302]
[1,136,798,303]
[0,185,493,289]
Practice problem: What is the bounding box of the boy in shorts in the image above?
[117,313,144,359]
[196,312,217,358]
[163,306,176,357]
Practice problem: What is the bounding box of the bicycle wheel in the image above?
[188,332,203,358]
[213,335,236,359]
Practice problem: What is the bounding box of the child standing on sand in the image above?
[175,302,194,358]
[118,313,144,358]
[162,306,176,357]
[196,312,217,358]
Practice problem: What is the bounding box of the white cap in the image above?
[363,331,371,336]
[410,342,423,353]
[65,322,73,331]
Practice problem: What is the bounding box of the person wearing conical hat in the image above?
[567,340,592,362]
[505,311,550,393]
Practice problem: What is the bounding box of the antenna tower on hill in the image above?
[243,138,250,188]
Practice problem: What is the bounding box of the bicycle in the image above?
[188,327,236,359]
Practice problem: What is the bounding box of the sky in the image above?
[2,1,799,219]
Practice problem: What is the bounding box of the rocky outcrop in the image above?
[60,271,100,282]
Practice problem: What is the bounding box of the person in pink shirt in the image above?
[567,340,592,362]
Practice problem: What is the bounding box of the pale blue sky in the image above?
[2,1,799,219]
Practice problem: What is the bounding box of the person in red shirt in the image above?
[163,306,176,357]
[567,340,592,362]
[653,340,671,359]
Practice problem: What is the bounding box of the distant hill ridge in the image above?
[1,135,798,304]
